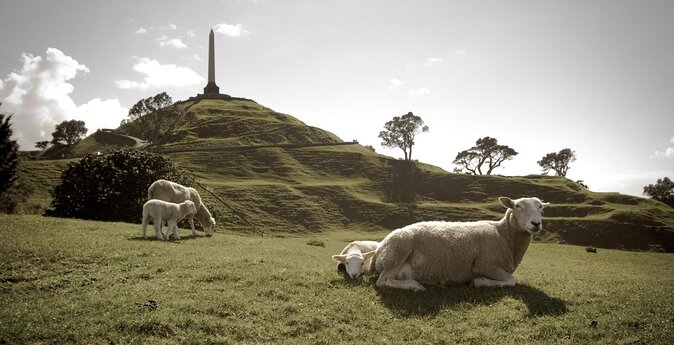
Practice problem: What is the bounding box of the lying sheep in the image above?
[148,179,216,236]
[373,197,548,292]
[332,240,380,279]
[141,199,198,240]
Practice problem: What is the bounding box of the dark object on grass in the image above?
[337,263,346,274]
[586,247,597,253]
[590,320,598,328]
[306,240,325,247]
[137,299,158,311]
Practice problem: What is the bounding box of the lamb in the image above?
[332,240,380,279]
[373,197,549,292]
[141,199,198,240]
[147,179,216,236]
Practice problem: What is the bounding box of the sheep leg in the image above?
[375,245,426,292]
[154,221,164,241]
[168,220,180,240]
[141,215,148,239]
[376,266,426,292]
[471,267,516,288]
[189,217,198,236]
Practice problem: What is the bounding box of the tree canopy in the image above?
[378,112,429,161]
[35,141,50,150]
[643,177,674,207]
[48,148,194,222]
[0,106,19,196]
[537,148,577,176]
[125,92,182,143]
[452,137,518,175]
[51,119,87,146]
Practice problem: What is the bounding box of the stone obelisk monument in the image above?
[203,29,220,95]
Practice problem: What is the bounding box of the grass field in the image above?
[1,215,672,344]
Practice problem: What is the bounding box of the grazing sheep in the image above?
[141,199,198,240]
[373,197,548,292]
[148,179,216,236]
[332,241,380,279]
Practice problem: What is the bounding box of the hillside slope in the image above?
[21,98,674,252]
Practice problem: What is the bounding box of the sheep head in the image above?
[499,197,549,234]
[182,200,198,216]
[332,251,376,279]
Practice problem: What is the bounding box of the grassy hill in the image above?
[1,215,672,344]
[18,97,674,252]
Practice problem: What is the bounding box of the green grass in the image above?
[1,215,672,344]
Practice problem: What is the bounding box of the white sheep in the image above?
[373,197,548,292]
[148,179,216,236]
[141,199,198,240]
[332,240,380,279]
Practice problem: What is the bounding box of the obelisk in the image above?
[203,29,220,95]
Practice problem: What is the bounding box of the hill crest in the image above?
[20,98,674,252]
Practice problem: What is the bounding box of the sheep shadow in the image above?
[373,278,567,317]
[127,234,209,242]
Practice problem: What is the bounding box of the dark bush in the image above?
[47,148,193,223]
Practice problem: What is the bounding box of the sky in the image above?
[0,0,672,197]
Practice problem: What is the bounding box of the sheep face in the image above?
[204,217,216,236]
[184,200,198,216]
[332,251,376,279]
[500,197,549,234]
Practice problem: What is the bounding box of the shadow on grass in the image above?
[372,277,567,317]
[127,234,208,243]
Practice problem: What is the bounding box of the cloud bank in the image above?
[115,57,204,91]
[0,48,127,149]
[407,87,431,98]
[650,136,674,159]
[388,78,403,90]
[157,36,188,49]
[214,22,249,37]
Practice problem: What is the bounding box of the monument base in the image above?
[203,82,220,95]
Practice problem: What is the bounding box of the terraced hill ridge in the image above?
[21,98,674,252]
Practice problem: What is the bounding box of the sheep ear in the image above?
[362,250,376,260]
[332,255,346,263]
[499,197,515,209]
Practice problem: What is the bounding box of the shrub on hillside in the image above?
[47,148,193,223]
[0,171,35,214]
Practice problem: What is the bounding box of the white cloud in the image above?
[427,57,443,64]
[187,30,196,37]
[650,136,674,159]
[214,22,249,37]
[193,54,202,61]
[453,49,467,56]
[388,78,403,90]
[407,87,431,98]
[115,57,205,91]
[157,36,188,49]
[159,23,178,31]
[0,48,127,149]
[136,27,147,34]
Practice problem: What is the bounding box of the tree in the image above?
[643,177,674,207]
[453,137,518,175]
[48,148,194,222]
[126,92,181,143]
[378,112,429,161]
[51,119,87,146]
[538,148,577,176]
[0,105,19,196]
[35,141,50,150]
